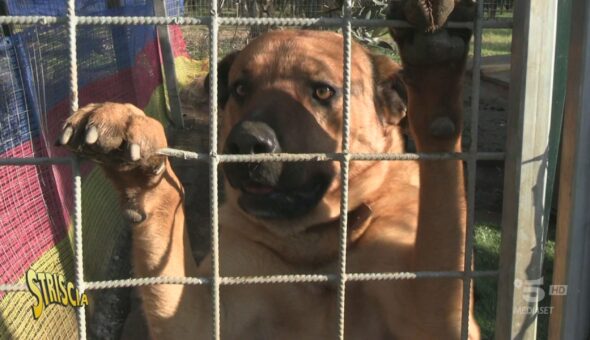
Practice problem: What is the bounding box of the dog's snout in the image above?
[223,120,284,196]
[225,121,281,155]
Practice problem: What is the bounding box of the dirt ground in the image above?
[86,62,511,339]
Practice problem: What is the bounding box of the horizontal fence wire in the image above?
[156,148,505,162]
[0,150,505,166]
[0,15,513,28]
[0,270,499,293]
[0,157,73,165]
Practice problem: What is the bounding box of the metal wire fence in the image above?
[0,0,514,339]
[483,0,513,19]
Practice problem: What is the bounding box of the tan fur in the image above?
[60,30,479,339]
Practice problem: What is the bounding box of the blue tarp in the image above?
[0,0,183,152]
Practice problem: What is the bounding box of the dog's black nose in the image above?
[224,121,281,154]
[223,120,283,192]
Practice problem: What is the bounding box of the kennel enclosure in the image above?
[0,0,588,339]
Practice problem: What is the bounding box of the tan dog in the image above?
[59,21,479,340]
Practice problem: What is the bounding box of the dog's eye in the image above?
[314,85,335,101]
[233,83,248,98]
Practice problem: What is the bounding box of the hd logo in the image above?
[26,269,88,319]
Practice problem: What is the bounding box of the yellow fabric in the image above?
[0,236,78,339]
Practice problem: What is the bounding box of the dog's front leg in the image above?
[58,103,204,338]
[389,1,480,338]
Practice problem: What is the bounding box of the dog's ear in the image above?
[204,50,240,108]
[370,54,407,125]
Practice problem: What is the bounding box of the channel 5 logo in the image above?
[514,277,567,303]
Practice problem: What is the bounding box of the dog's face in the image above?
[212,30,407,235]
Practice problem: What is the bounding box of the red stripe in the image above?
[0,43,158,286]
[44,37,166,157]
[0,142,68,288]
[0,29,189,290]
[168,25,190,58]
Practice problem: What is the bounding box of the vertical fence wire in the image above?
[67,0,78,113]
[66,0,85,339]
[336,2,353,339]
[72,157,86,340]
[208,1,221,339]
[460,0,484,338]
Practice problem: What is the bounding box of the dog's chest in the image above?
[222,281,394,339]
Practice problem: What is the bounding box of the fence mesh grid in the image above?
[0,1,513,339]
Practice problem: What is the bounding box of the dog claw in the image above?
[85,126,99,144]
[392,0,457,33]
[429,117,456,137]
[153,162,166,175]
[129,143,141,161]
[59,126,73,145]
[389,0,474,66]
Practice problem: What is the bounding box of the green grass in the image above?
[481,29,513,56]
[474,224,555,340]
[474,224,502,339]
[369,25,513,61]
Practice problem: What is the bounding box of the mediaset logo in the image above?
[513,277,567,315]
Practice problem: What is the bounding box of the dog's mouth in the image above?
[242,182,275,195]
[222,118,337,220]
[232,172,332,219]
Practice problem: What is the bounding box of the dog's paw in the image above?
[388,0,474,66]
[57,102,167,174]
[386,0,474,149]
